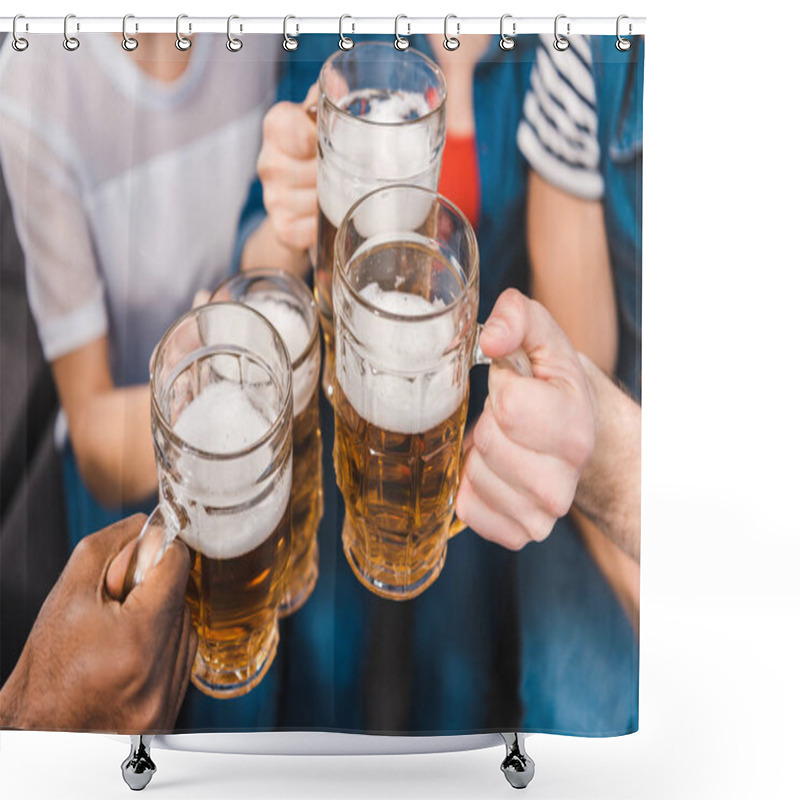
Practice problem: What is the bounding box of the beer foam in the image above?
[318,90,439,234]
[247,297,318,416]
[352,91,430,123]
[172,380,291,559]
[174,380,272,454]
[337,285,463,435]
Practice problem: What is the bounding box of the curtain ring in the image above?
[63,13,80,51]
[616,14,632,51]
[283,15,299,51]
[11,15,29,52]
[227,15,243,51]
[339,15,354,50]
[122,14,138,51]
[394,15,410,51]
[499,14,516,51]
[176,14,192,51]
[553,14,570,51]
[443,14,460,51]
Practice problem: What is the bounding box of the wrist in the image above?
[574,352,614,515]
[242,216,311,276]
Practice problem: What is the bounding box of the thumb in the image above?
[122,537,192,624]
[303,82,319,112]
[479,289,529,360]
[480,289,575,370]
[105,537,139,600]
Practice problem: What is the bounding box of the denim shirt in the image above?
[592,36,644,401]
[234,34,537,419]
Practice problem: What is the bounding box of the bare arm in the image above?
[52,338,156,508]
[240,215,311,277]
[575,353,641,563]
[240,91,318,278]
[527,171,618,374]
[527,171,638,620]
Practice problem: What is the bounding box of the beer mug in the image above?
[332,186,532,601]
[211,269,323,617]
[123,303,293,698]
[315,42,446,403]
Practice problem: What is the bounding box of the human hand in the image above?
[257,84,318,252]
[456,289,596,550]
[0,515,195,733]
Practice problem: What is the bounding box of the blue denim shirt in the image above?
[592,36,644,400]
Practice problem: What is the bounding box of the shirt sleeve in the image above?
[517,34,604,201]
[0,101,107,362]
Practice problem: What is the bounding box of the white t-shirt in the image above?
[516,34,604,201]
[0,33,278,386]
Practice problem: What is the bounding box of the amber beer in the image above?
[182,496,291,697]
[210,270,323,617]
[333,235,473,600]
[284,380,323,613]
[315,43,447,401]
[334,379,468,598]
[332,187,532,601]
[133,302,294,699]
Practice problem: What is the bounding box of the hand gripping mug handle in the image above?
[448,323,534,539]
[121,502,186,599]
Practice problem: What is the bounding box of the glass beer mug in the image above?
[211,269,323,617]
[315,42,447,403]
[332,185,532,601]
[123,303,293,698]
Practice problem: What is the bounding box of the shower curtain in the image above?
[0,26,642,740]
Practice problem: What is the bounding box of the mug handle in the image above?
[448,323,533,539]
[121,503,185,599]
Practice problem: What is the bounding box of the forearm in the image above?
[574,354,641,562]
[240,215,311,278]
[528,173,618,375]
[0,652,33,729]
[71,385,157,507]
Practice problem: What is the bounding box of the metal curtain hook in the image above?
[227,15,243,51]
[499,14,516,51]
[283,15,299,51]
[176,14,192,51]
[122,14,138,51]
[616,14,632,51]
[12,14,29,52]
[339,14,354,50]
[553,14,570,51]
[443,14,460,51]
[63,13,80,51]
[395,15,410,50]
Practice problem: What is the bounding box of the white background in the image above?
[2,0,799,798]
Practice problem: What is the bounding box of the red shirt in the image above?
[439,131,481,229]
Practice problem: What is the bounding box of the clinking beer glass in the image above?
[332,186,532,601]
[123,303,293,698]
[211,269,323,618]
[315,42,447,403]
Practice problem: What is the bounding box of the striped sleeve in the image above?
[517,34,604,200]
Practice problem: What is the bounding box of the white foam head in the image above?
[246,297,318,416]
[171,380,291,559]
[318,90,440,236]
[337,284,464,435]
